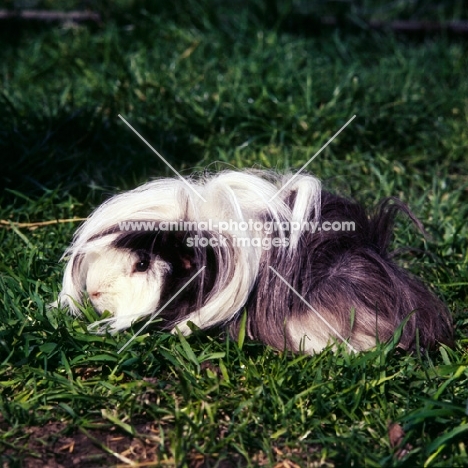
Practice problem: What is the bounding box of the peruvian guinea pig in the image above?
[55,170,453,353]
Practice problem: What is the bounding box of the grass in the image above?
[1,0,468,466]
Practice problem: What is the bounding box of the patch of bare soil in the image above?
[1,417,324,467]
[2,420,165,467]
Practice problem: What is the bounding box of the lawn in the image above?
[1,1,467,466]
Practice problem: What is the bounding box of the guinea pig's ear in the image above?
[155,231,200,272]
[156,231,219,291]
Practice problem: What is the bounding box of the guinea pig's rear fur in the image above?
[229,192,453,353]
[56,171,453,353]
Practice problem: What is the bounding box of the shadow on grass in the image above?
[0,106,204,201]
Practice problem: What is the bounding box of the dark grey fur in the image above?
[230,191,453,351]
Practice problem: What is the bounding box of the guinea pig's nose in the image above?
[89,290,102,300]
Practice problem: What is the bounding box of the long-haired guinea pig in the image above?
[55,170,453,353]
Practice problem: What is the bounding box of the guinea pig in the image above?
[56,170,453,353]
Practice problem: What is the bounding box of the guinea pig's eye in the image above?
[135,260,149,272]
[133,252,151,273]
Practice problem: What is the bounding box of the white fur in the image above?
[85,248,170,331]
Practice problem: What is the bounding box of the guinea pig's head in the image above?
[84,246,171,331]
[63,230,219,332]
